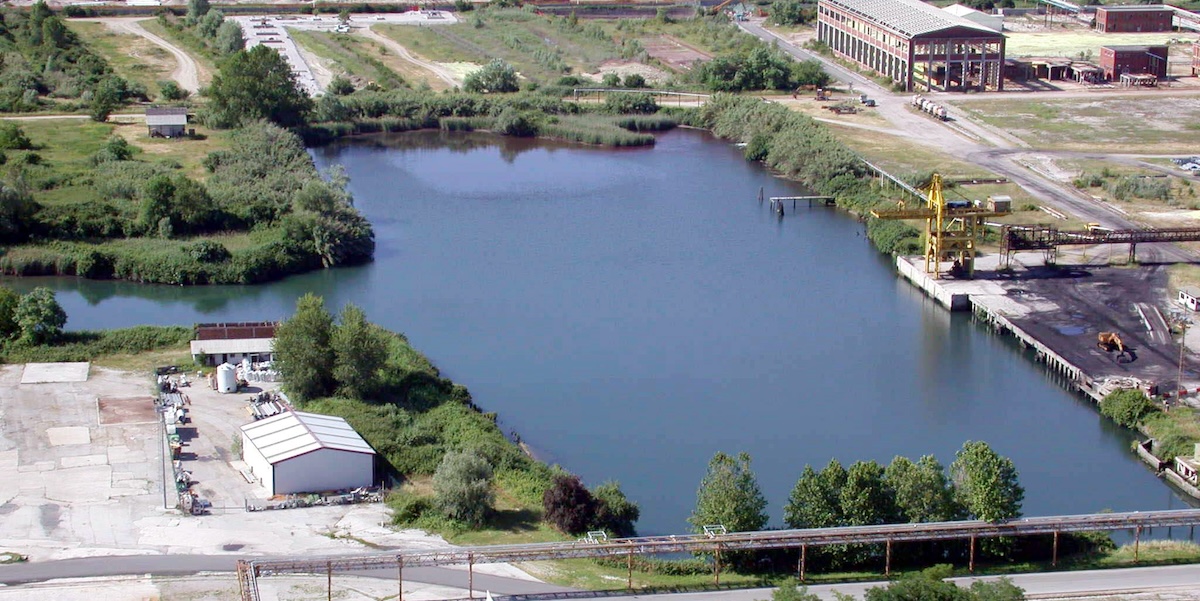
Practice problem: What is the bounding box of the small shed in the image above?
[1179,287,1200,311]
[1174,444,1200,485]
[145,107,188,138]
[240,411,376,495]
[1100,45,1168,81]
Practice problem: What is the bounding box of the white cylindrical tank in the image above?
[216,363,238,393]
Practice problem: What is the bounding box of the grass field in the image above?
[290,29,409,89]
[67,21,176,99]
[376,8,631,83]
[949,95,1200,153]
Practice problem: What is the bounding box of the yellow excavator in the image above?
[1098,332,1127,356]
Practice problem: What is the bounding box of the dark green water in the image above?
[7,129,1194,536]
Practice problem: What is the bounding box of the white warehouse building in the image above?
[240,411,376,495]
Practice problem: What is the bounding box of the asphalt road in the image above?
[550,564,1200,601]
[0,553,572,595]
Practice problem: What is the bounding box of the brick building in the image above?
[817,0,1006,92]
[1094,6,1174,33]
[1099,45,1169,80]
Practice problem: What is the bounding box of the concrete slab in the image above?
[20,363,90,384]
[46,427,90,446]
[43,466,112,504]
[60,454,108,468]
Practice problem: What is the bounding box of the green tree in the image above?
[433,450,494,526]
[138,175,176,236]
[0,286,20,339]
[1100,389,1154,428]
[772,0,814,25]
[0,183,40,244]
[884,455,959,523]
[331,303,388,399]
[197,10,224,39]
[90,76,124,122]
[273,293,335,401]
[215,20,246,56]
[784,459,846,529]
[543,473,596,535]
[689,451,767,533]
[327,76,355,96]
[840,460,897,526]
[622,73,647,88]
[0,123,33,151]
[15,287,67,345]
[462,58,519,94]
[601,72,622,87]
[204,45,313,128]
[158,80,189,101]
[187,0,211,21]
[969,579,1025,601]
[950,441,1024,523]
[591,481,640,537]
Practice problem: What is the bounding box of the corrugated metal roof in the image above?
[190,338,274,356]
[146,115,187,126]
[241,411,375,464]
[1098,5,1172,12]
[823,0,1000,38]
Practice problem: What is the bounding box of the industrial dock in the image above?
[898,253,1199,403]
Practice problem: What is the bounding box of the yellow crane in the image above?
[870,174,1010,279]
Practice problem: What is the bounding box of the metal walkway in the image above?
[1002,225,1200,264]
[239,509,1200,601]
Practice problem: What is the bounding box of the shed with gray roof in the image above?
[240,410,376,495]
[145,107,188,138]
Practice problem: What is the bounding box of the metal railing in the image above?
[240,508,1200,600]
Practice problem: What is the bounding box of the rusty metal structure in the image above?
[238,508,1200,601]
[1001,225,1200,267]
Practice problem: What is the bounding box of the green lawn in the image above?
[67,21,176,99]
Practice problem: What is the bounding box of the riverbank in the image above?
[0,120,374,285]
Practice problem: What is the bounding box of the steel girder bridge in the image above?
[238,509,1200,601]
[1001,225,1200,267]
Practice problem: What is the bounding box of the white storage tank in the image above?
[217,363,238,393]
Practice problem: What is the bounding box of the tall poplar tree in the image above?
[273,293,334,401]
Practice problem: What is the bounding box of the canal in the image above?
[6,129,1194,536]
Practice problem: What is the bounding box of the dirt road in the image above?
[94,18,203,93]
[358,26,460,89]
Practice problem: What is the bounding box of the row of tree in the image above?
[688,443,1023,569]
[272,293,389,402]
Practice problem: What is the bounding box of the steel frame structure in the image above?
[871,173,1009,278]
[239,509,1200,601]
[1002,225,1200,267]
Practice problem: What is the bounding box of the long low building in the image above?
[191,321,277,366]
[241,411,377,495]
[817,0,1006,92]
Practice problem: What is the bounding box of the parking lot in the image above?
[0,363,471,563]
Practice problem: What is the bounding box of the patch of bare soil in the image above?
[582,60,672,84]
[640,35,710,71]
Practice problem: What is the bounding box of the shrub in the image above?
[1101,389,1154,428]
[432,450,495,527]
[388,490,433,524]
[603,92,659,115]
[187,240,231,263]
[0,122,33,151]
[158,80,189,101]
[622,73,647,88]
[494,107,539,137]
[543,474,596,535]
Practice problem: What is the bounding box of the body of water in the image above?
[7,129,1193,536]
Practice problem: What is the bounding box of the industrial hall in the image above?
[816,0,1006,92]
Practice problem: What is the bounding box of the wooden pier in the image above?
[757,188,836,216]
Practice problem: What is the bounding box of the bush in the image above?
[1100,389,1154,428]
[433,450,495,527]
[158,80,189,101]
[543,474,596,535]
[388,490,433,524]
[463,59,519,94]
[622,73,647,88]
[494,107,539,137]
[0,122,33,151]
[603,92,659,115]
[187,240,231,263]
